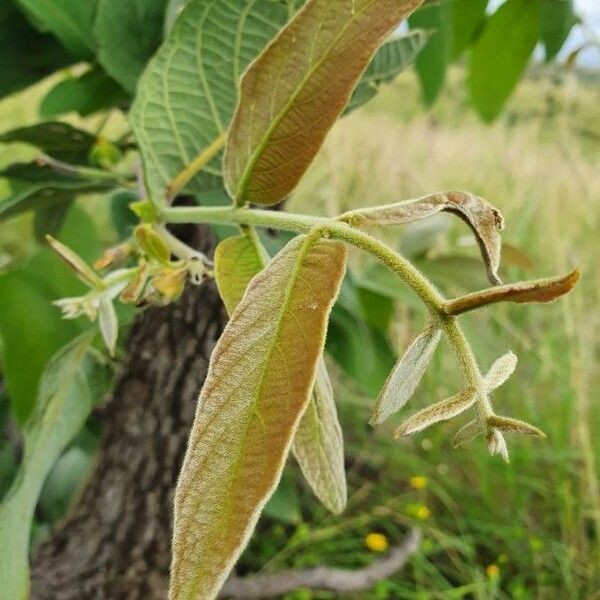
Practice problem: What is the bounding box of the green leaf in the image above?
[450,0,488,59]
[225,0,424,206]
[345,29,431,114]
[215,233,346,515]
[262,470,301,524]
[33,198,73,240]
[40,67,127,118]
[540,0,576,61]
[408,0,452,106]
[370,324,442,425]
[0,208,101,422]
[95,0,168,92]
[171,234,346,599]
[214,234,268,314]
[0,333,110,599]
[14,0,97,59]
[130,0,290,204]
[164,0,187,34]
[0,1,73,100]
[0,122,98,164]
[468,0,540,122]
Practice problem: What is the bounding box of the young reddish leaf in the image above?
[395,388,476,438]
[484,351,517,391]
[224,0,424,206]
[171,234,346,600]
[452,418,483,448]
[340,190,505,285]
[215,233,347,515]
[370,324,442,425]
[444,269,580,315]
[487,415,546,438]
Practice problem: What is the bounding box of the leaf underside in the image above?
[215,233,347,515]
[224,0,424,206]
[371,324,441,425]
[171,234,346,599]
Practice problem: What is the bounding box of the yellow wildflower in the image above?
[409,475,428,490]
[415,504,430,520]
[486,564,500,579]
[365,532,389,553]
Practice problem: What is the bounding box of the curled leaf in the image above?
[484,351,517,390]
[293,361,347,515]
[444,269,580,315]
[134,224,171,263]
[46,235,104,289]
[98,296,118,356]
[225,0,425,206]
[487,415,546,438]
[486,428,509,463]
[452,419,483,448]
[395,388,476,438]
[370,324,442,425]
[339,190,504,285]
[170,234,346,600]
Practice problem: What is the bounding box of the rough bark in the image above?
[31,226,226,599]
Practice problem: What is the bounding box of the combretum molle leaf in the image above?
[339,190,505,285]
[370,324,442,425]
[215,233,347,515]
[170,234,346,600]
[225,0,424,206]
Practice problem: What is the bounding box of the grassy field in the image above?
[238,68,600,599]
[1,65,598,598]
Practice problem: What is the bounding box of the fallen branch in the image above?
[220,529,421,599]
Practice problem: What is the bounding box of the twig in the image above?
[219,528,421,599]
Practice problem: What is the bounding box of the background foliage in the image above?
[0,0,598,597]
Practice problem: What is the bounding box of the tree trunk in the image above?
[31,227,226,599]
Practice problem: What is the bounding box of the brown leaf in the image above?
[339,190,504,285]
[395,388,476,438]
[170,234,346,600]
[444,269,580,315]
[224,0,424,206]
[487,415,546,438]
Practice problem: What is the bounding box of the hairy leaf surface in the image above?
[371,325,441,425]
[171,235,346,599]
[340,190,504,285]
[225,0,423,206]
[395,388,476,437]
[0,334,110,599]
[130,0,290,204]
[215,233,347,515]
[484,351,517,390]
[452,419,483,447]
[445,269,580,315]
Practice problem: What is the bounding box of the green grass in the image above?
[237,68,600,599]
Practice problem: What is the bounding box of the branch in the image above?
[219,529,421,599]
